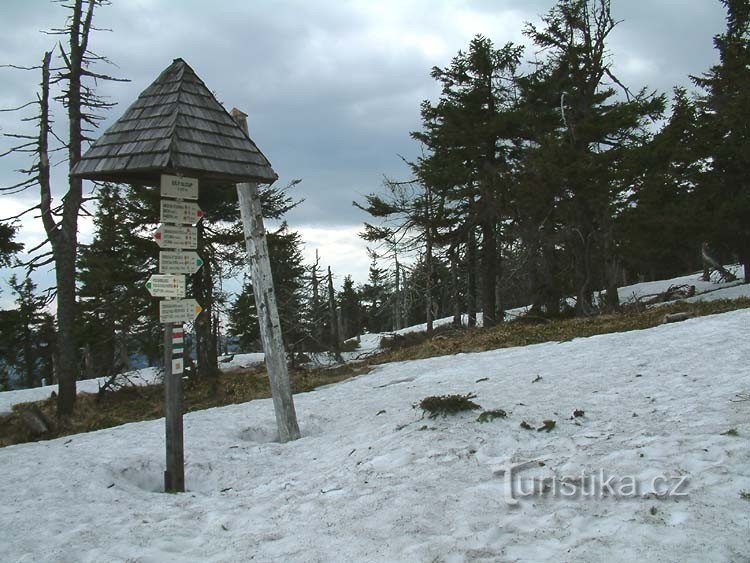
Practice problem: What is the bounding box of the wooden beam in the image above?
[163,321,185,492]
[236,181,301,442]
[232,104,300,443]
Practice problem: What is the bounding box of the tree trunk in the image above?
[311,250,322,345]
[195,223,218,377]
[55,241,79,414]
[573,228,595,317]
[393,256,402,331]
[480,220,497,328]
[425,227,434,335]
[424,185,435,335]
[466,226,477,327]
[450,251,461,327]
[701,242,738,282]
[327,266,342,361]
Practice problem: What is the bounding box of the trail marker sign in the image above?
[160,174,199,200]
[159,251,203,274]
[145,274,186,298]
[160,199,204,225]
[159,299,202,324]
[154,224,198,249]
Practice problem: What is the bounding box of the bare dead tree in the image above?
[1,0,125,415]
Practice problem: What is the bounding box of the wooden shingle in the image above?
[71,58,278,186]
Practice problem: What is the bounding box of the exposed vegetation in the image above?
[373,298,750,364]
[476,409,508,423]
[1,294,748,448]
[0,362,371,448]
[417,394,482,418]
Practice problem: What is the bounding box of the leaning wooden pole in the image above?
[232,110,301,443]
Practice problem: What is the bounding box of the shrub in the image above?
[418,393,481,418]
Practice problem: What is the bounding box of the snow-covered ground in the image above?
[0,367,161,416]
[1,308,748,562]
[617,265,744,303]
[217,352,265,371]
[355,265,748,350]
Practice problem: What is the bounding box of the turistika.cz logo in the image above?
[493,460,689,505]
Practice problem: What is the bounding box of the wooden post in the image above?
[163,322,185,492]
[233,103,300,443]
[236,182,301,442]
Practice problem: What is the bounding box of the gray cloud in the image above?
[0,0,729,294]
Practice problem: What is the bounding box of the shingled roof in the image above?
[71,58,278,186]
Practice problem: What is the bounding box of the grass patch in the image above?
[374,297,750,364]
[3,295,747,448]
[418,393,481,418]
[0,362,372,448]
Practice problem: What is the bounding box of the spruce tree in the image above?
[520,0,665,314]
[6,275,54,388]
[78,183,149,378]
[228,223,307,357]
[692,0,750,281]
[413,35,524,327]
[337,275,363,341]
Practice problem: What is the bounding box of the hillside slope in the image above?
[1,309,748,562]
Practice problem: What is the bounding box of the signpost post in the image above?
[150,173,203,493]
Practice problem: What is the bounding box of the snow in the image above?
[217,353,265,370]
[0,355,265,415]
[0,367,160,416]
[617,265,744,304]
[1,309,749,561]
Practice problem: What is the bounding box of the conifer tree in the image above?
[337,275,363,341]
[520,0,664,314]
[692,0,750,281]
[228,223,307,358]
[617,89,704,279]
[6,274,54,388]
[413,35,524,327]
[78,183,149,377]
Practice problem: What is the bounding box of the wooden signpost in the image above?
[151,173,204,493]
[72,59,302,498]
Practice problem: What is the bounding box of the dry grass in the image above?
[0,362,373,448]
[375,298,750,363]
[1,295,747,448]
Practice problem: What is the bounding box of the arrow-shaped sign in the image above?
[159,251,204,274]
[145,274,186,298]
[160,199,204,225]
[159,299,203,324]
[154,224,198,249]
[161,174,199,200]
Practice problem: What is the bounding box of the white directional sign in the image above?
[160,175,199,200]
[154,224,198,249]
[160,199,204,225]
[159,251,204,274]
[159,299,203,324]
[145,274,186,298]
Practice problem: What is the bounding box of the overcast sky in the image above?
[0,0,729,302]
